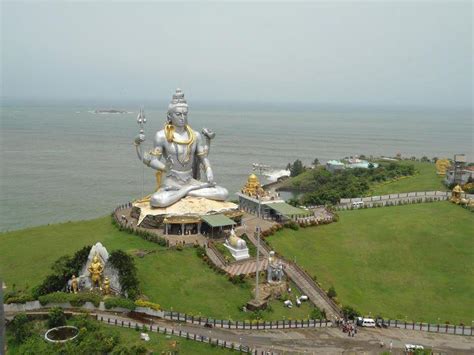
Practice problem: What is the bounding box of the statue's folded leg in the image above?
[150,188,189,208]
[187,186,228,201]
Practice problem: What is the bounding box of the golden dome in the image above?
[248,174,258,182]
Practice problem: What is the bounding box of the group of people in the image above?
[335,318,358,337]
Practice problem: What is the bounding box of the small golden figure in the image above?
[71,275,79,294]
[451,184,464,204]
[103,277,110,295]
[88,254,104,290]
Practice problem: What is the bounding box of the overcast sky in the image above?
[1,1,472,108]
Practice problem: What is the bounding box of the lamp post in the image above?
[255,226,261,302]
[136,108,146,198]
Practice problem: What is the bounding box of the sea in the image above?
[1,104,472,232]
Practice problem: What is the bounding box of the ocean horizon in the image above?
[1,103,472,232]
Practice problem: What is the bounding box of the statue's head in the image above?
[167,88,188,128]
[93,255,99,263]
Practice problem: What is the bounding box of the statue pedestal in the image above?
[132,196,241,229]
[223,243,250,261]
[246,299,268,311]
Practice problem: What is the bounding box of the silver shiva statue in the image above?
[134,89,228,207]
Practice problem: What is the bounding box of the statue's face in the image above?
[169,106,188,128]
[93,256,98,263]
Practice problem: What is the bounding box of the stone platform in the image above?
[131,196,240,229]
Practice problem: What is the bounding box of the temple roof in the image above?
[201,214,237,227]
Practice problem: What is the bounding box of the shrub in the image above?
[48,307,67,328]
[69,293,101,307]
[310,308,324,320]
[39,292,71,306]
[104,297,136,310]
[284,221,299,230]
[38,292,101,307]
[4,290,35,304]
[33,245,91,298]
[327,286,337,299]
[135,299,161,311]
[342,305,361,320]
[108,250,140,300]
[10,313,31,344]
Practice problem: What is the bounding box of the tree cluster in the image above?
[32,245,91,298]
[290,162,415,206]
[108,250,140,300]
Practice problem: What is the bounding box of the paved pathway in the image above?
[205,245,226,269]
[224,258,268,276]
[283,262,340,320]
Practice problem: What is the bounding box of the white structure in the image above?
[267,251,284,283]
[224,229,250,261]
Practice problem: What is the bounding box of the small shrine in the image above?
[236,173,310,221]
[241,174,267,198]
[67,242,122,296]
[223,228,250,261]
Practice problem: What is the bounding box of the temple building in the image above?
[236,174,311,222]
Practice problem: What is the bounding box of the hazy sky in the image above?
[1,1,472,108]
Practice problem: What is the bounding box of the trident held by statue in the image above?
[136,108,146,198]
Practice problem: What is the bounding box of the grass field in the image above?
[267,202,474,324]
[369,161,446,195]
[0,216,314,321]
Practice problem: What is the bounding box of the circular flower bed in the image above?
[44,326,79,343]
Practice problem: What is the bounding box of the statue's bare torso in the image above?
[134,89,228,208]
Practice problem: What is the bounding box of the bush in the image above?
[310,308,324,320]
[4,290,35,304]
[108,250,140,300]
[327,286,337,299]
[38,292,101,307]
[342,305,361,320]
[10,313,31,344]
[33,245,91,298]
[69,293,101,307]
[48,307,66,328]
[104,297,136,311]
[135,299,161,311]
[284,221,299,231]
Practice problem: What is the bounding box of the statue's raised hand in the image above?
[134,133,145,145]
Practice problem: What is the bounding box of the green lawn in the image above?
[369,161,446,195]
[0,216,315,321]
[267,202,474,324]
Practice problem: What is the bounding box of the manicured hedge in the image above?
[104,297,136,310]
[38,292,101,307]
[135,299,161,311]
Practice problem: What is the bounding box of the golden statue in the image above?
[435,159,451,175]
[88,254,104,290]
[71,275,78,294]
[241,174,266,198]
[103,277,110,295]
[450,184,464,204]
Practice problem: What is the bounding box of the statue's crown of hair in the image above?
[168,88,188,111]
